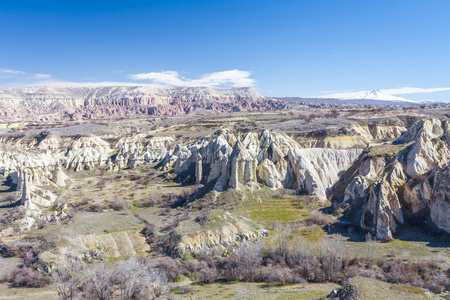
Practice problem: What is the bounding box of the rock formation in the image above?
[170,211,267,255]
[156,129,361,198]
[195,153,202,184]
[429,165,450,233]
[3,114,449,241]
[300,124,406,149]
[331,119,450,239]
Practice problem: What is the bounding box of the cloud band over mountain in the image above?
[128,70,255,87]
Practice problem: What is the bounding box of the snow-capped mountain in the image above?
[324,89,416,103]
[350,89,413,102]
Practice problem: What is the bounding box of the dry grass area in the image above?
[62,166,186,208]
[318,228,450,269]
[368,141,413,156]
[173,282,340,300]
[341,276,442,300]
[0,283,58,300]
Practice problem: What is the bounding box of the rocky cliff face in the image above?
[331,119,450,239]
[156,129,361,199]
[300,124,406,149]
[429,165,450,233]
[0,86,291,121]
[174,211,267,255]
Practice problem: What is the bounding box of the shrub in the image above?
[186,259,218,283]
[10,267,50,288]
[161,221,177,232]
[141,223,155,237]
[195,211,210,226]
[97,178,107,190]
[306,211,331,227]
[3,195,16,204]
[135,198,156,207]
[158,257,186,282]
[89,204,102,212]
[160,207,171,216]
[173,286,194,295]
[110,197,132,211]
[176,211,190,222]
[221,242,263,282]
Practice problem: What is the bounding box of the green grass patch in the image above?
[240,196,310,226]
[389,284,425,296]
[301,226,327,243]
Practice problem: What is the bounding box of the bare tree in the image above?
[83,266,117,300]
[53,254,85,300]
[236,241,263,281]
[274,222,292,256]
[78,258,168,300]
[116,258,152,300]
[321,237,344,281]
[148,268,168,299]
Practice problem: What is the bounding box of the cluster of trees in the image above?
[138,220,450,295]
[295,110,340,123]
[171,236,450,293]
[53,255,168,300]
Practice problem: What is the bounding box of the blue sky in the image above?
[1,0,450,101]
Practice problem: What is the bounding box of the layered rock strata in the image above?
[0,86,291,121]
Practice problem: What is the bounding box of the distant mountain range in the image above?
[323,89,415,102]
[0,86,289,121]
[276,89,420,106]
[0,85,427,122]
[0,86,265,107]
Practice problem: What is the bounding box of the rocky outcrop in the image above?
[257,159,283,189]
[19,169,58,211]
[299,125,406,150]
[65,135,111,171]
[53,165,70,186]
[288,148,361,199]
[400,120,450,178]
[172,211,267,255]
[429,165,450,233]
[79,231,150,258]
[360,178,404,240]
[331,118,450,239]
[229,141,257,190]
[112,135,174,169]
[159,129,361,199]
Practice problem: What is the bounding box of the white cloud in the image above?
[1,67,255,89]
[0,68,26,75]
[32,73,52,79]
[129,69,255,87]
[381,87,450,95]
